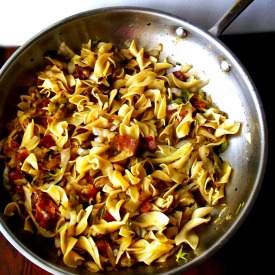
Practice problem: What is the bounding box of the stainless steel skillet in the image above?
[0,0,268,274]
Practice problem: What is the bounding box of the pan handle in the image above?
[208,0,254,37]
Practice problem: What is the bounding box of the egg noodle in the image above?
[0,39,240,272]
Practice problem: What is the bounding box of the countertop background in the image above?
[0,0,275,46]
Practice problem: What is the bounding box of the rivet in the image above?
[220,60,231,72]
[175,27,187,38]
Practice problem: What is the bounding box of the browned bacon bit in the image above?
[173,70,185,81]
[84,174,99,198]
[206,126,215,135]
[34,116,49,128]
[36,98,50,110]
[190,97,206,109]
[145,136,157,151]
[74,128,90,135]
[67,124,76,136]
[95,237,115,265]
[178,111,188,121]
[33,191,59,230]
[138,136,157,154]
[10,139,20,149]
[17,150,30,162]
[40,135,56,148]
[95,238,108,255]
[98,83,109,92]
[140,201,153,213]
[8,167,25,182]
[73,64,92,80]
[44,155,61,171]
[103,210,116,222]
[87,186,99,198]
[114,135,140,155]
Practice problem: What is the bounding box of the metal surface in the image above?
[1,0,275,47]
[208,0,254,36]
[0,2,268,275]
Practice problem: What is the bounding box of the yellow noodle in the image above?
[0,39,241,272]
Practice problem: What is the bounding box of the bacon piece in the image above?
[140,201,153,213]
[87,186,98,198]
[173,70,185,81]
[8,167,24,182]
[145,136,157,151]
[37,98,50,110]
[114,135,140,155]
[73,65,92,80]
[103,210,116,222]
[190,97,206,109]
[17,150,30,162]
[40,135,56,148]
[138,136,157,154]
[33,191,59,230]
[178,111,188,122]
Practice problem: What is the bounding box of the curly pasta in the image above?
[0,39,240,272]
